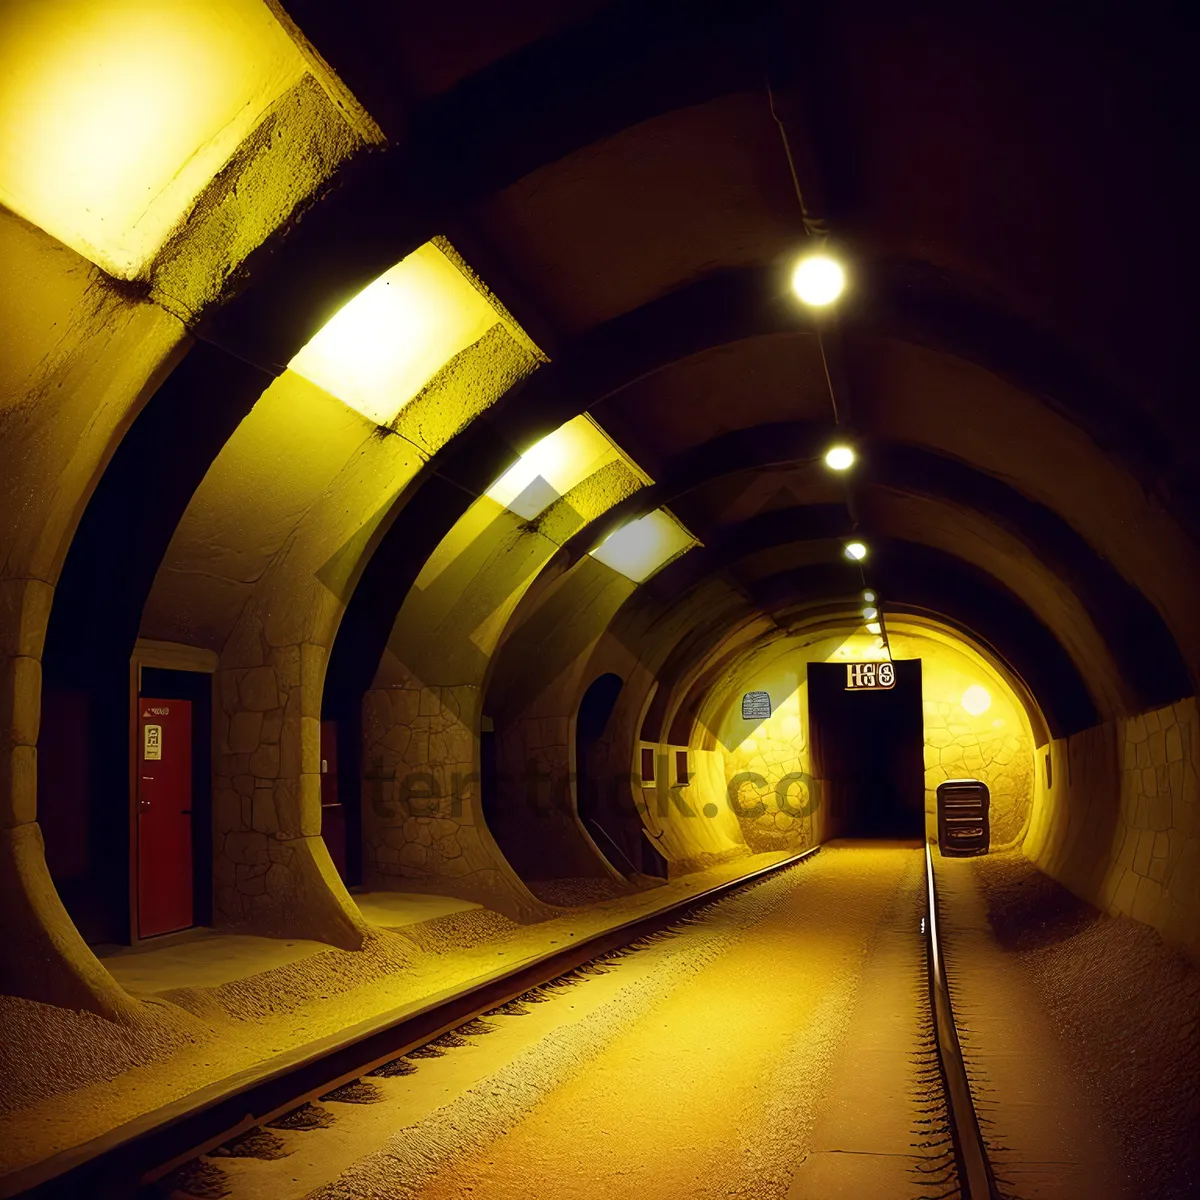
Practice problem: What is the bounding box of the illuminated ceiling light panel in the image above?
[0,0,308,278]
[791,252,846,306]
[487,415,645,520]
[290,241,500,426]
[590,509,696,583]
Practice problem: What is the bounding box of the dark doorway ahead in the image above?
[576,674,667,878]
[807,659,925,839]
[576,673,635,873]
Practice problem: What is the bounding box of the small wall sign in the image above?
[742,691,772,719]
[845,661,896,691]
[144,723,163,760]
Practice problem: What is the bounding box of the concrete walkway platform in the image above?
[99,932,330,994]
[353,890,480,929]
[97,893,483,995]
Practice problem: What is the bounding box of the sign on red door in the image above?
[138,698,193,938]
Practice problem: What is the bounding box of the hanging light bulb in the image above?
[824,444,855,471]
[844,541,867,561]
[791,253,846,306]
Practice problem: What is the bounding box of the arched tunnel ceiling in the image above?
[563,423,1189,709]
[40,0,1200,758]
[209,2,1193,462]
[492,519,1100,745]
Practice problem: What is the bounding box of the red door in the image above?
[320,720,347,880]
[137,698,193,937]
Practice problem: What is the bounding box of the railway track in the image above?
[926,843,1002,1200]
[6,845,998,1199]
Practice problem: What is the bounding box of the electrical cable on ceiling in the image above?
[768,73,884,647]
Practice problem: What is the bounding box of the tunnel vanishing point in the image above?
[0,3,1198,1198]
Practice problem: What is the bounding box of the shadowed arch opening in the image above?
[575,672,659,876]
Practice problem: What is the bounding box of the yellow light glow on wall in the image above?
[290,242,500,426]
[0,0,308,278]
[590,509,696,583]
[961,684,993,716]
[487,415,646,519]
[779,711,802,738]
[830,633,892,661]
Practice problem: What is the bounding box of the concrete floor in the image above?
[209,844,946,1199]
[786,849,937,1198]
[98,893,481,994]
[5,852,796,1184]
[203,844,1140,1200]
[353,890,481,929]
[100,932,330,994]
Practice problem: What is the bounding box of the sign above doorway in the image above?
[845,661,896,691]
[741,690,772,720]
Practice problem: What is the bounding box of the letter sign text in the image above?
[845,661,896,691]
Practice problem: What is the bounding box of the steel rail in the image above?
[925,841,1002,1199]
[5,847,821,1200]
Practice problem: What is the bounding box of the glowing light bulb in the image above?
[845,541,867,561]
[791,253,846,306]
[866,621,882,634]
[824,444,855,471]
[863,606,878,620]
[862,589,876,603]
[961,685,992,716]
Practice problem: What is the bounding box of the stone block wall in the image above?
[723,733,819,854]
[1109,699,1199,947]
[361,683,545,921]
[212,636,365,947]
[1024,697,1200,963]
[922,698,1034,847]
[722,681,821,855]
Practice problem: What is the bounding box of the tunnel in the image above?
[0,3,1198,1198]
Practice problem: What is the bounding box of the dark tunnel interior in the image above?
[808,659,926,841]
[0,3,1197,1197]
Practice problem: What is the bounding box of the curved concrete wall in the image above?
[1025,699,1200,962]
